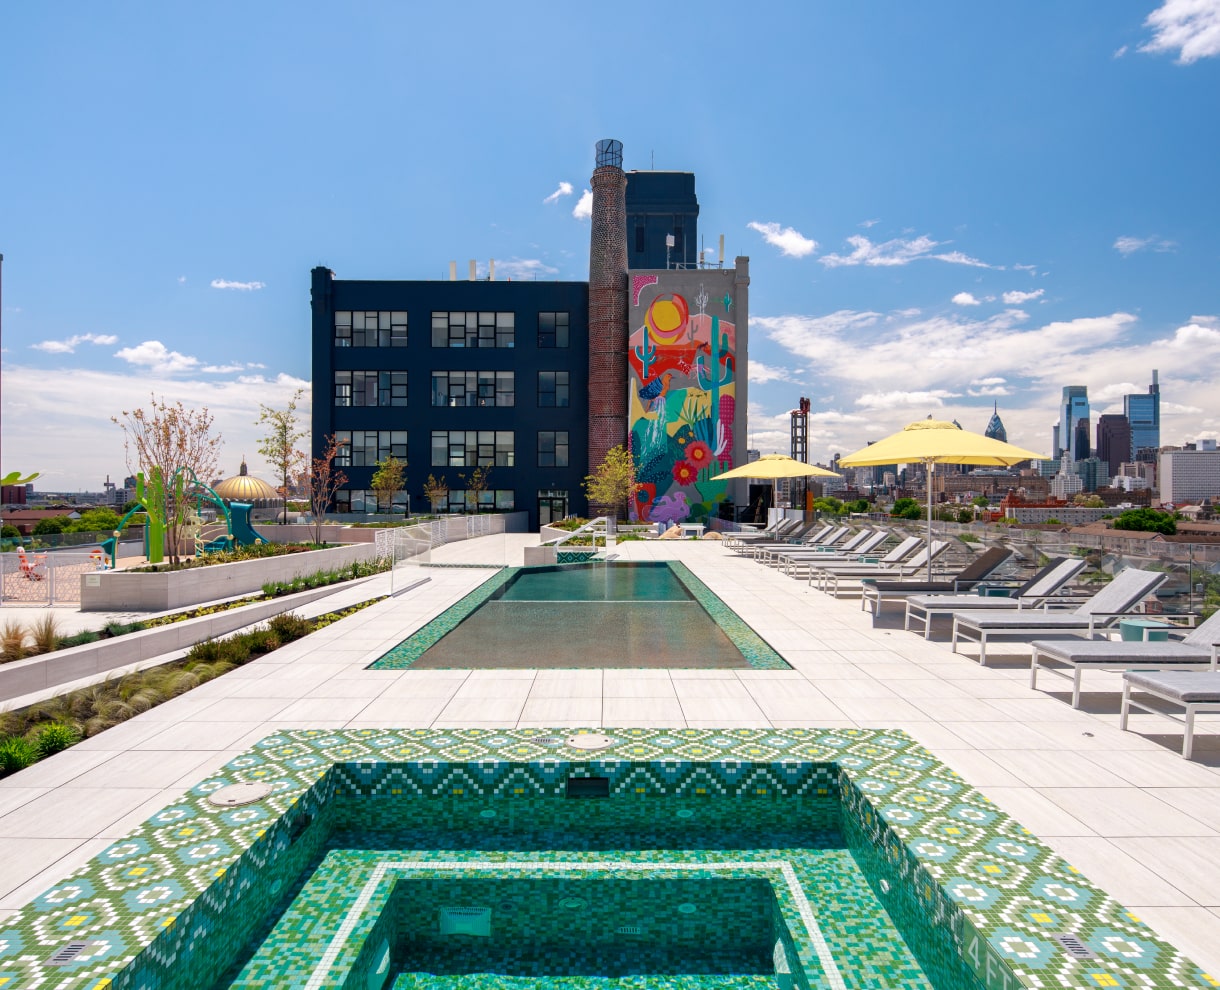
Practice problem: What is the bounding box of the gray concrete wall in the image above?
[0,583,361,703]
[80,544,377,612]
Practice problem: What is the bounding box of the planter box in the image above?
[80,544,378,612]
[0,582,368,704]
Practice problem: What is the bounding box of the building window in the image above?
[538,371,569,407]
[334,430,408,467]
[430,371,514,407]
[538,431,569,468]
[443,489,515,513]
[431,311,515,348]
[334,488,408,513]
[334,311,407,348]
[431,430,514,468]
[537,312,569,348]
[334,371,408,407]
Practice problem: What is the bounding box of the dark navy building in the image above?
[626,171,700,270]
[311,268,589,529]
[310,159,702,531]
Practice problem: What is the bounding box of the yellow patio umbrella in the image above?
[715,454,840,522]
[838,418,1048,579]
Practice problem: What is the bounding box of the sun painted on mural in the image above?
[628,277,736,525]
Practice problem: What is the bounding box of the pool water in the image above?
[374,562,789,670]
[217,796,943,990]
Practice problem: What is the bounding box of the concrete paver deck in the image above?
[0,536,1217,974]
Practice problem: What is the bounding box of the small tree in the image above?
[583,445,641,521]
[459,464,492,513]
[422,474,449,515]
[890,497,923,520]
[113,395,223,564]
[370,455,407,515]
[1113,507,1177,535]
[256,387,308,524]
[308,435,348,544]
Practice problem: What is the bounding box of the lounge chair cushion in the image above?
[1031,640,1214,665]
[1124,671,1220,702]
[909,594,1021,610]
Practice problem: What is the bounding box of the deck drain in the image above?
[616,925,643,935]
[1053,933,1096,959]
[47,942,91,966]
[208,782,273,807]
[566,733,617,751]
[527,735,565,746]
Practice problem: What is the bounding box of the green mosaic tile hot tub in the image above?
[0,729,1214,990]
[372,561,790,670]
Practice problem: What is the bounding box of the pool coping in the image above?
[0,727,1213,990]
[370,560,790,670]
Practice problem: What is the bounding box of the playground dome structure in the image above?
[213,459,277,506]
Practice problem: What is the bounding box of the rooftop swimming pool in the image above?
[2,728,1210,990]
[372,562,789,670]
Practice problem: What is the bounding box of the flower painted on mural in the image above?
[672,461,698,486]
[685,440,712,469]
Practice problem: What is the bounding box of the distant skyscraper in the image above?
[1058,385,1090,461]
[1124,370,1160,462]
[984,403,1007,443]
[1096,414,1132,479]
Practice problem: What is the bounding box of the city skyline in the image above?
[2,2,1219,491]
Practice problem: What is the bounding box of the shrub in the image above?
[268,612,312,641]
[60,629,101,648]
[29,615,61,655]
[1113,508,1177,535]
[33,722,80,757]
[0,622,27,663]
[1,524,20,539]
[0,736,38,775]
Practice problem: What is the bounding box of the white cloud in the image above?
[952,292,981,306]
[967,384,1012,398]
[543,181,573,204]
[1114,235,1177,255]
[819,234,996,269]
[1114,44,1129,58]
[114,340,200,374]
[748,361,803,385]
[202,363,246,374]
[486,257,559,280]
[1,365,311,490]
[1140,0,1220,63]
[572,190,592,220]
[177,275,186,284]
[210,279,265,291]
[1002,288,1045,304]
[859,218,880,228]
[970,377,1007,386]
[747,221,818,258]
[31,332,118,354]
[1012,263,1038,274]
[855,389,960,409]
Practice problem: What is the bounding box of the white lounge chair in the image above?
[761,528,884,567]
[776,535,920,578]
[813,541,952,596]
[903,556,1088,639]
[1030,609,1220,708]
[950,567,1169,666]
[860,546,1014,618]
[1120,670,1220,759]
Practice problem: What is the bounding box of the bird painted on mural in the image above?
[637,371,673,412]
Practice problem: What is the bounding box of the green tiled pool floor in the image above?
[372,562,790,670]
[227,835,937,990]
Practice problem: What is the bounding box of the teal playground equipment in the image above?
[104,467,267,568]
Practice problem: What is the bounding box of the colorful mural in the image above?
[628,275,738,524]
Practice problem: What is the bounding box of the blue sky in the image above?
[2,1,1218,491]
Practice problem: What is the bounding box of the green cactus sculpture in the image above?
[697,315,734,458]
[136,469,168,564]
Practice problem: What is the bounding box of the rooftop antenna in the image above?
[718,234,725,268]
[651,149,654,169]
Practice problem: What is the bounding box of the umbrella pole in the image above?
[926,460,934,582]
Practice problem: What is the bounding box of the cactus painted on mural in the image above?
[633,326,659,380]
[717,395,735,463]
[696,315,734,468]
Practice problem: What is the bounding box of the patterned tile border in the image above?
[370,561,790,671]
[0,728,1213,989]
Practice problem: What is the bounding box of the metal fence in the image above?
[0,552,98,605]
